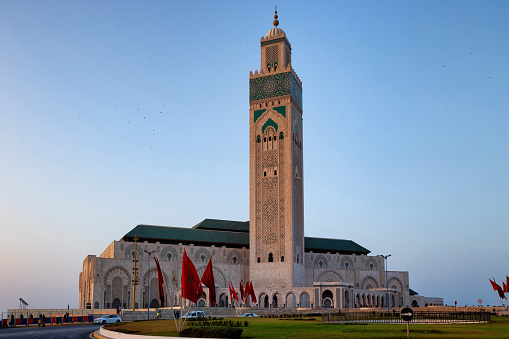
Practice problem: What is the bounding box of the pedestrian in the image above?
[42,314,46,327]
[156,310,160,319]
[116,306,119,314]
[38,313,42,327]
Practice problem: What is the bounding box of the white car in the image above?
[182,311,205,319]
[241,313,259,317]
[94,315,122,324]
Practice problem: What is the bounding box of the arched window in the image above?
[257,257,261,263]
[268,253,273,262]
[369,263,374,270]
[279,131,284,139]
[201,255,206,262]
[345,262,349,269]
[281,256,284,262]
[167,253,172,261]
[274,170,277,175]
[232,257,237,264]
[257,136,261,143]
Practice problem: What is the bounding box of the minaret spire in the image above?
[273,6,279,27]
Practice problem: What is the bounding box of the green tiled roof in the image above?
[304,237,370,255]
[122,219,370,254]
[193,219,249,233]
[123,224,249,248]
[409,288,419,296]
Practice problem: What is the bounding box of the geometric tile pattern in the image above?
[250,72,302,110]
[261,38,291,49]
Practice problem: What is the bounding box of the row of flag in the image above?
[152,249,256,307]
[488,276,509,301]
[229,280,257,304]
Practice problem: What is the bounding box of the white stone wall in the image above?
[79,239,438,310]
[79,241,249,309]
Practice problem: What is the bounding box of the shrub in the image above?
[179,326,243,339]
[187,319,247,328]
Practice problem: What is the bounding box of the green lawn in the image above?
[106,316,509,338]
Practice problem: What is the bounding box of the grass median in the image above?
[105,315,509,338]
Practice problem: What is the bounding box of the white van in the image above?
[182,311,205,319]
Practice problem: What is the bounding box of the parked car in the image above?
[241,313,259,317]
[182,311,205,319]
[94,315,122,324]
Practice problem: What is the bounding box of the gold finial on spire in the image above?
[273,6,279,27]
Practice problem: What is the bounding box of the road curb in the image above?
[98,325,204,339]
[93,329,110,339]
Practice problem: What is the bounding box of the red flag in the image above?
[201,257,216,307]
[507,276,509,293]
[240,281,245,303]
[153,256,165,307]
[181,250,201,303]
[229,282,239,302]
[248,281,257,303]
[504,282,507,294]
[490,279,505,299]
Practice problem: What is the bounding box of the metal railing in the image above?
[322,311,490,324]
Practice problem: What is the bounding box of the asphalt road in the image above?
[0,324,101,338]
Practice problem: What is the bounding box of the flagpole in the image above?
[497,277,506,308]
[179,294,182,331]
[179,254,182,332]
[181,303,193,330]
[493,277,504,307]
[172,304,179,332]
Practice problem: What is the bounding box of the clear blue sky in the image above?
[1,0,508,312]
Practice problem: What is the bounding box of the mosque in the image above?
[79,11,443,311]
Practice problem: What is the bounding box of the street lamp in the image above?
[144,250,155,320]
[380,254,391,315]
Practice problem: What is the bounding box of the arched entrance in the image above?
[264,294,269,308]
[218,293,228,307]
[286,292,297,308]
[299,292,310,308]
[272,294,278,308]
[112,298,121,309]
[322,290,333,308]
[344,290,350,308]
[151,298,159,308]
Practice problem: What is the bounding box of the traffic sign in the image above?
[400,307,414,322]
[478,299,482,304]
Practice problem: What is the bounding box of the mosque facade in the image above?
[79,13,443,311]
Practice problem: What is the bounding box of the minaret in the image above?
[249,9,304,289]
